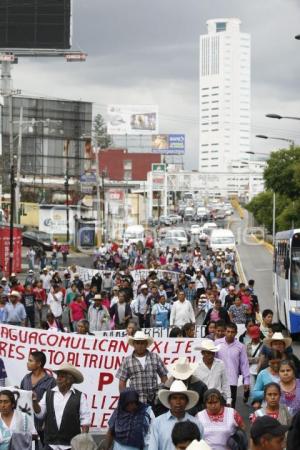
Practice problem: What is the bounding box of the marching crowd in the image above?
[0,240,299,449]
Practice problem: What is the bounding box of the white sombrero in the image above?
[194,339,220,352]
[158,380,199,410]
[169,357,198,381]
[187,440,212,450]
[127,331,154,348]
[263,332,292,349]
[53,363,84,384]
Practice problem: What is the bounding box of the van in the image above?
[165,228,188,250]
[123,225,145,245]
[209,229,236,251]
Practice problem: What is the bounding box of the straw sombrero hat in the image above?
[263,332,292,349]
[53,363,84,384]
[169,357,198,380]
[158,380,199,410]
[194,339,220,352]
[128,331,153,348]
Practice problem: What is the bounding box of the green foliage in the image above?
[246,145,300,232]
[264,146,300,200]
[92,114,112,148]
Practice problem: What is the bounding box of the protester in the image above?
[194,340,231,405]
[69,294,87,330]
[250,416,288,450]
[0,390,35,449]
[246,325,264,389]
[76,319,94,335]
[109,291,132,330]
[203,299,229,325]
[197,389,245,450]
[47,284,63,320]
[278,359,300,415]
[251,382,292,426]
[152,294,171,328]
[116,331,168,409]
[260,309,274,337]
[20,351,56,444]
[287,409,300,450]
[252,350,283,402]
[104,388,154,450]
[42,312,65,332]
[4,291,26,326]
[215,322,250,408]
[170,290,195,328]
[171,421,211,450]
[149,380,203,450]
[87,294,110,332]
[33,363,90,449]
[167,357,207,414]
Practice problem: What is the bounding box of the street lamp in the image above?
[9,156,17,276]
[256,134,295,245]
[266,113,300,121]
[255,134,295,147]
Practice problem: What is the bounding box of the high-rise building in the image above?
[199,18,251,172]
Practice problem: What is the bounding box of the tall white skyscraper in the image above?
[199,18,251,172]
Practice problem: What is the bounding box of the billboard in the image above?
[107,105,159,135]
[0,0,71,49]
[152,134,185,154]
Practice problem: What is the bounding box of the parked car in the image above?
[159,237,181,252]
[168,214,182,224]
[22,230,53,251]
[159,215,172,226]
[190,224,202,235]
[165,228,188,250]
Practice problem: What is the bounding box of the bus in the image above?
[274,229,300,334]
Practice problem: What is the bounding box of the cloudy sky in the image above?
[11,0,300,169]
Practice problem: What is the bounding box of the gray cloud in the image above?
[10,0,300,169]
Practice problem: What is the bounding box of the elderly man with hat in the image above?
[4,290,26,326]
[160,357,207,416]
[33,362,90,450]
[149,380,204,450]
[116,331,168,412]
[87,294,110,332]
[194,340,231,406]
[257,331,300,377]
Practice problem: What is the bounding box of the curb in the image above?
[251,235,274,254]
[235,248,247,284]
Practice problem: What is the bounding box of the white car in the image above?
[203,221,218,229]
[165,228,188,250]
[190,224,201,235]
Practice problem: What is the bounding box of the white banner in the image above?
[95,325,207,339]
[0,324,202,433]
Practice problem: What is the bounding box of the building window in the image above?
[216,22,227,32]
[124,160,132,180]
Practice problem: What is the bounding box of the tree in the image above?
[246,191,290,233]
[264,146,300,200]
[92,114,112,148]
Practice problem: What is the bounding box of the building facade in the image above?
[1,95,92,198]
[98,148,161,181]
[199,18,251,172]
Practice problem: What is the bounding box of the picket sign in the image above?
[0,324,205,433]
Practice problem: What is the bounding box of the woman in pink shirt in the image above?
[69,294,87,330]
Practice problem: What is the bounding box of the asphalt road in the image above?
[230,210,274,311]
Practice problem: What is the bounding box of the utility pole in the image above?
[15,106,23,223]
[64,140,70,244]
[95,147,102,245]
[9,156,16,276]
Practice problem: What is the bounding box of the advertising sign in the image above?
[107,105,159,135]
[39,207,75,235]
[152,134,185,154]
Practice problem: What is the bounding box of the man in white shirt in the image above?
[40,268,52,293]
[194,339,231,406]
[47,284,63,319]
[33,362,90,449]
[170,290,195,328]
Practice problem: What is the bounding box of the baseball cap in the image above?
[250,416,289,441]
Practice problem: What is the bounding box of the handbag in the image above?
[227,429,248,450]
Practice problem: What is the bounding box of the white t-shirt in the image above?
[136,355,146,369]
